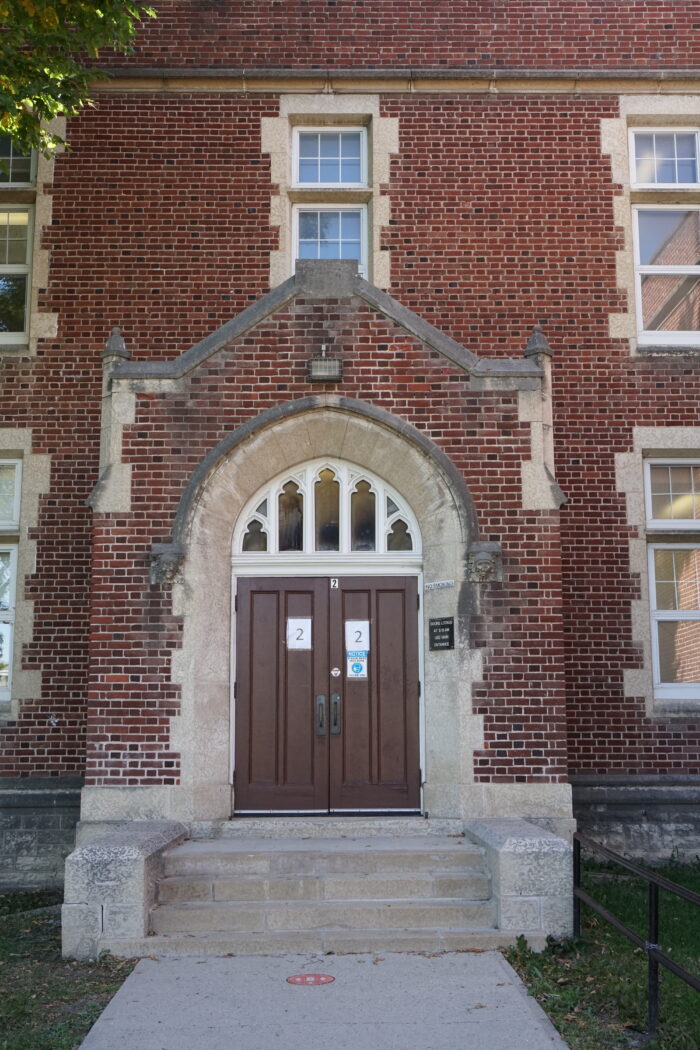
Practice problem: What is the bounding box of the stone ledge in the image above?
[62,820,187,959]
[464,818,572,939]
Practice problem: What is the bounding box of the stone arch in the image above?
[166,397,487,822]
[168,395,479,551]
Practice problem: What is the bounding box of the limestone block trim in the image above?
[0,429,50,722]
[601,96,700,353]
[464,817,573,939]
[62,820,187,958]
[261,95,398,289]
[87,366,135,514]
[616,426,700,718]
[518,341,566,511]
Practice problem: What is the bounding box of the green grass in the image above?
[0,891,136,1050]
[507,858,700,1050]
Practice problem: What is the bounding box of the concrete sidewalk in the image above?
[79,949,569,1050]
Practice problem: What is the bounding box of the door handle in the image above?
[330,692,342,735]
[316,694,327,736]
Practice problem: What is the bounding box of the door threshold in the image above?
[233,810,423,817]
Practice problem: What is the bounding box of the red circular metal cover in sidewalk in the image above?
[286,974,335,986]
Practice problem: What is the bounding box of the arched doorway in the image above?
[232,460,423,814]
[164,399,479,823]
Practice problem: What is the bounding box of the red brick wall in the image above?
[100,1,700,70]
[2,83,700,784]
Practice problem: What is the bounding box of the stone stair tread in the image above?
[106,928,549,957]
[155,896,490,908]
[202,817,467,840]
[167,835,482,854]
[150,897,496,934]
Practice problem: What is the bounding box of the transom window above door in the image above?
[234,460,421,561]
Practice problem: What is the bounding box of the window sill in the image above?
[0,343,30,354]
[651,697,700,718]
[0,188,36,204]
[288,188,372,204]
[636,343,700,356]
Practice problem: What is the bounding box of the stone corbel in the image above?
[150,543,185,586]
[466,541,503,584]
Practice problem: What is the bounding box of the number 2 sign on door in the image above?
[286,617,312,650]
[345,620,370,651]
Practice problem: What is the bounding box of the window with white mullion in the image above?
[234,460,421,558]
[294,205,367,276]
[0,207,32,343]
[0,545,17,701]
[648,543,700,698]
[293,128,367,188]
[633,206,700,342]
[645,459,700,528]
[0,460,21,530]
[0,136,35,187]
[631,129,700,189]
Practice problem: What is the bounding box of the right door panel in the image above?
[329,576,420,811]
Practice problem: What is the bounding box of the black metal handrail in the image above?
[574,832,700,1039]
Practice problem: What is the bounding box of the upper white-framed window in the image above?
[293,127,367,188]
[645,460,700,529]
[233,460,421,567]
[0,136,35,187]
[0,206,33,344]
[632,204,700,344]
[0,459,22,530]
[293,204,368,277]
[630,129,700,189]
[645,459,700,702]
[0,544,17,702]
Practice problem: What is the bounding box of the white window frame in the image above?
[630,128,700,190]
[645,459,700,702]
[632,204,700,346]
[292,203,368,278]
[648,543,700,702]
[0,458,22,530]
[0,206,33,345]
[0,544,17,702]
[292,127,368,189]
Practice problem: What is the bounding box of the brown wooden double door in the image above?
[234,576,420,813]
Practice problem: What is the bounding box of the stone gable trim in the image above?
[111,261,541,384]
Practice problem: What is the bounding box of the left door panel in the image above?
[234,578,329,812]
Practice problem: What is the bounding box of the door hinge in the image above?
[233,681,237,699]
[234,594,238,612]
[418,681,421,698]
[418,767,423,787]
[417,593,420,610]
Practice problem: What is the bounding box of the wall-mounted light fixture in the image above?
[308,343,343,383]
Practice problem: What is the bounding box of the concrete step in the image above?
[108,928,548,957]
[190,816,465,840]
[150,898,496,934]
[157,870,492,903]
[162,836,486,878]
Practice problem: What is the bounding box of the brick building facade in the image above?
[2,2,700,948]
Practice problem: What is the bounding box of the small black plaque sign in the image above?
[428,616,454,651]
